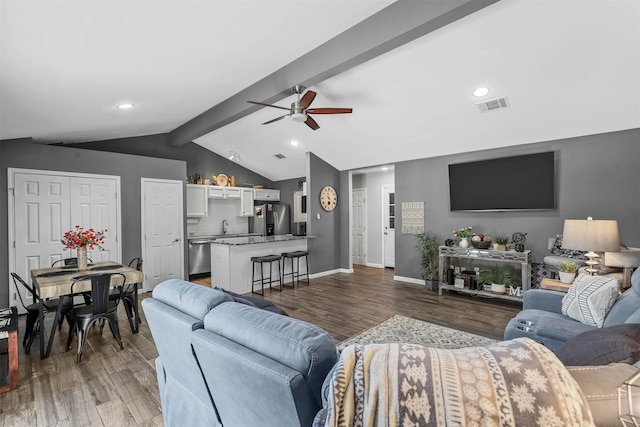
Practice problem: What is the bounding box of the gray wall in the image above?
[69,133,274,189]
[394,128,640,282]
[0,138,186,307]
[307,152,341,273]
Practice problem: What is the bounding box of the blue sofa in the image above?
[142,279,338,427]
[504,267,640,352]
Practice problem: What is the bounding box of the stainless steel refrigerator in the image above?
[249,204,290,236]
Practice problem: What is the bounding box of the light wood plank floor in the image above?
[0,266,520,426]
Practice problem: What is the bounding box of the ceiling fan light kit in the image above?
[247,85,352,130]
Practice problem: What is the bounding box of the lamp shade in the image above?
[561,219,620,252]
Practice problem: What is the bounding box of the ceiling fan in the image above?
[247,85,352,130]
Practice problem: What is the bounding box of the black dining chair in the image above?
[66,272,126,363]
[11,272,72,354]
[104,257,143,333]
[51,257,93,268]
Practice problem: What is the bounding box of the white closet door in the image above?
[70,177,120,263]
[13,173,71,311]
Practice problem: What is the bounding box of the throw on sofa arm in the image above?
[523,288,564,313]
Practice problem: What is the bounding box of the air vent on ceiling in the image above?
[477,96,509,113]
[273,153,286,159]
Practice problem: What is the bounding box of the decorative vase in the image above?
[459,238,470,249]
[558,272,576,284]
[77,245,88,271]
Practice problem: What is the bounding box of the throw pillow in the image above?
[561,274,619,327]
[551,234,587,259]
[556,323,640,365]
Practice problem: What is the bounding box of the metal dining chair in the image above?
[105,257,143,333]
[65,272,126,363]
[11,272,72,354]
[51,257,93,267]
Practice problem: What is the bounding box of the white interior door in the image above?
[70,176,120,263]
[352,189,366,265]
[383,185,395,268]
[141,178,184,292]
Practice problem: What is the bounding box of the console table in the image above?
[438,246,531,302]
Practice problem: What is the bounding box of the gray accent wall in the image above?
[394,128,640,282]
[68,133,274,189]
[0,138,186,307]
[307,152,341,273]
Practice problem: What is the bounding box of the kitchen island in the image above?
[210,235,313,294]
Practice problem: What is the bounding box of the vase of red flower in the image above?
[61,226,107,271]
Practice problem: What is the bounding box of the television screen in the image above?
[448,152,555,211]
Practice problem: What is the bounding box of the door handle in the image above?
[173,238,180,243]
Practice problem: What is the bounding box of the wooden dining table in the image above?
[30,261,144,359]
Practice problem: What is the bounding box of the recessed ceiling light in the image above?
[117,103,134,109]
[290,140,299,146]
[472,87,490,98]
[228,151,241,162]
[381,166,389,171]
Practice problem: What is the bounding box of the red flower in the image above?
[61,226,108,251]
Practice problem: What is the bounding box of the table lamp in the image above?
[561,217,620,275]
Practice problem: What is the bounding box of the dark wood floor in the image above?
[0,266,520,426]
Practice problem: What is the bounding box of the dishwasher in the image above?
[188,238,212,276]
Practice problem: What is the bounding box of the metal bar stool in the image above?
[281,251,309,288]
[251,254,282,295]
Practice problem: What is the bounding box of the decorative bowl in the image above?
[472,240,492,249]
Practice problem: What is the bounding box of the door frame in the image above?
[140,178,185,292]
[8,168,122,306]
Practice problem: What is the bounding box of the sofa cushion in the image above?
[152,279,232,320]
[556,323,640,366]
[204,302,337,407]
[567,363,639,427]
[562,274,619,327]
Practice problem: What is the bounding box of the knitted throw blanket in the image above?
[320,338,594,427]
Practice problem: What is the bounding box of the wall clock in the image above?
[320,185,338,211]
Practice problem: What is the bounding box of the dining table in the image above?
[30,261,144,359]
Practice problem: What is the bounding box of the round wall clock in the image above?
[320,185,338,211]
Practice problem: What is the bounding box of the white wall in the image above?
[353,170,394,267]
[187,198,250,236]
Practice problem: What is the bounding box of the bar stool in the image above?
[281,251,309,288]
[251,254,282,295]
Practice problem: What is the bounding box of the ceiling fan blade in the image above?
[306,107,353,114]
[247,100,290,111]
[262,114,289,125]
[299,91,317,110]
[305,115,320,130]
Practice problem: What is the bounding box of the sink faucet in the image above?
[222,219,229,235]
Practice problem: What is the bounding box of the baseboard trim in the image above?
[365,262,384,268]
[394,275,425,286]
[310,268,352,279]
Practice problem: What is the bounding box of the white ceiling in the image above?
[2,1,639,182]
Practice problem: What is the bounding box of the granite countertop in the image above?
[188,233,260,242]
[210,234,314,246]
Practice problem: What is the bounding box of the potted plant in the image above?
[493,235,509,251]
[478,265,514,294]
[415,232,440,291]
[558,261,578,284]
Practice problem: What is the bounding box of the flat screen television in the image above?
[448,151,555,211]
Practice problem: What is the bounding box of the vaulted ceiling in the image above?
[1,1,638,181]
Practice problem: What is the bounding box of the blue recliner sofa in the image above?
[142,279,338,427]
[504,267,640,352]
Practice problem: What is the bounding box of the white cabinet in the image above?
[187,184,208,217]
[253,188,280,201]
[238,188,254,217]
[209,185,241,199]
